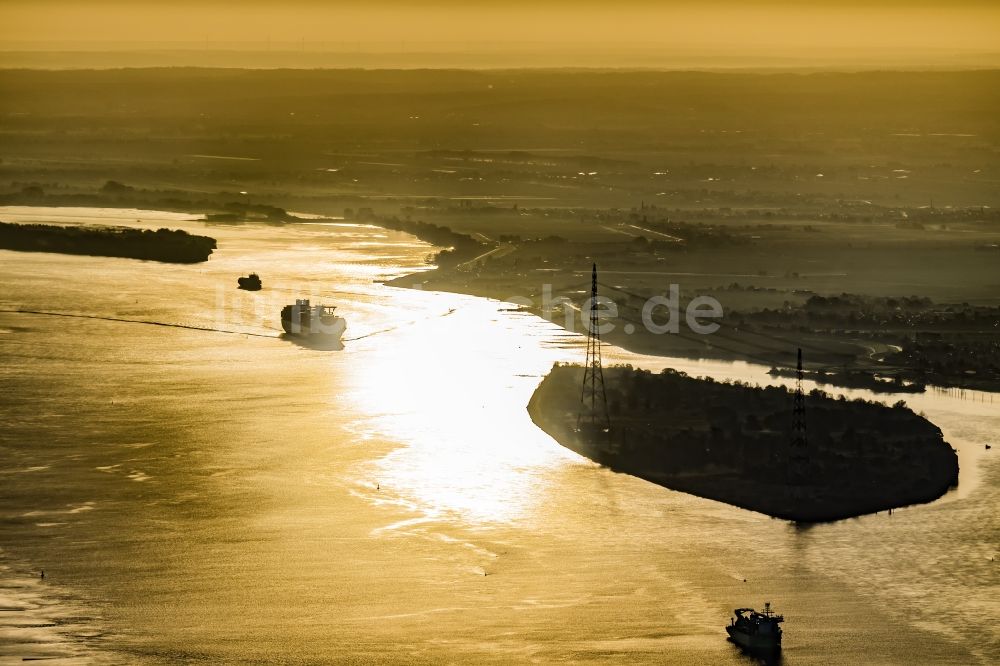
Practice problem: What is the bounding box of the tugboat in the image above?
[237,273,262,291]
[726,602,784,651]
[281,299,346,340]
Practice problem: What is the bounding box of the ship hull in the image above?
[280,314,346,340]
[726,626,781,652]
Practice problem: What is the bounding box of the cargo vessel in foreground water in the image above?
[726,603,784,652]
[281,299,346,340]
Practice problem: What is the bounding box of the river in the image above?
[0,207,997,664]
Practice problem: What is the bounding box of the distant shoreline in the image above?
[383,264,1000,395]
[2,54,999,72]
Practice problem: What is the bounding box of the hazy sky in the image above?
[2,1,998,62]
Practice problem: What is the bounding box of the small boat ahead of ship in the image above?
[281,299,346,340]
[237,273,262,291]
[726,602,784,652]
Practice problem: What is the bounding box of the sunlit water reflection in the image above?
[0,207,997,664]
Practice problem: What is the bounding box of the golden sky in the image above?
[2,2,998,62]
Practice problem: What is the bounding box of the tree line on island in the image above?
[528,364,959,523]
[0,221,217,264]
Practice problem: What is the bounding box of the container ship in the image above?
[281,299,346,340]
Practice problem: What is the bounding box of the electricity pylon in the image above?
[578,263,611,433]
[789,347,810,484]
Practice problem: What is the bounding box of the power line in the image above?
[595,280,863,368]
[0,309,277,339]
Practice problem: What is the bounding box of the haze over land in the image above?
[2,0,1000,69]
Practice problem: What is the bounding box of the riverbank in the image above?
[528,364,960,523]
[383,248,1000,394]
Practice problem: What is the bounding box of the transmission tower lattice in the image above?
[578,263,611,432]
[789,347,810,483]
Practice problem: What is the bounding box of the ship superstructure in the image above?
[281,299,346,339]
